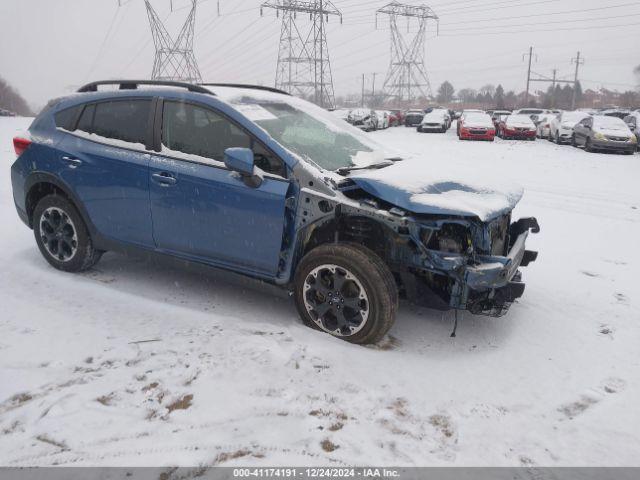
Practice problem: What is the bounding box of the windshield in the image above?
[507,114,534,125]
[562,112,588,123]
[594,116,628,130]
[213,87,400,171]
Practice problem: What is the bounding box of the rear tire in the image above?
[33,194,102,273]
[293,243,398,345]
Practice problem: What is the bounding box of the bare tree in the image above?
[0,77,32,116]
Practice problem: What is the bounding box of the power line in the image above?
[261,1,343,109]
[376,2,439,104]
[438,21,640,37]
[145,0,202,82]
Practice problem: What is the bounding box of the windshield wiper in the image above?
[336,161,395,175]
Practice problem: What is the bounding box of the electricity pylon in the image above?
[144,0,202,83]
[261,1,341,109]
[376,1,438,104]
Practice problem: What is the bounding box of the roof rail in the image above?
[200,83,291,96]
[77,80,213,95]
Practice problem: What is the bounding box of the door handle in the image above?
[151,172,177,186]
[62,156,82,168]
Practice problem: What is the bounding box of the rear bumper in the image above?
[419,124,445,131]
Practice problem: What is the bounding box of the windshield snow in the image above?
[593,116,628,130]
[212,87,401,171]
[562,111,588,123]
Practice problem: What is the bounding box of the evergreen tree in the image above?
[495,85,505,109]
[437,81,455,104]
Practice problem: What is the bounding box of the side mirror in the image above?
[224,147,262,187]
[224,147,255,176]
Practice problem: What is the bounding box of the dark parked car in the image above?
[10,80,539,344]
[572,115,636,154]
[623,113,640,150]
[404,109,425,127]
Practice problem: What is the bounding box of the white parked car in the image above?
[375,110,390,129]
[418,109,450,133]
[348,108,378,132]
[331,108,351,122]
[548,111,589,145]
[535,113,557,139]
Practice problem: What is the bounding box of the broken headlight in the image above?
[425,224,472,254]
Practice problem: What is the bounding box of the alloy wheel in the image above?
[39,207,78,262]
[302,264,370,337]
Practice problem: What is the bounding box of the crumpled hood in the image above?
[348,158,524,221]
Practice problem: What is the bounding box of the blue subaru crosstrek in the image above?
[11,80,539,344]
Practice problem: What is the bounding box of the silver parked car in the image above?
[348,108,378,132]
[548,111,589,145]
[572,115,637,154]
[418,109,450,133]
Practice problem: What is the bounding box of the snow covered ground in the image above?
[1,117,639,467]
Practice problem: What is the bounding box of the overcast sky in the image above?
[1,0,638,109]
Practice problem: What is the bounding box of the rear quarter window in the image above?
[54,105,83,130]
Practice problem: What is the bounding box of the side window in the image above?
[76,104,95,133]
[77,100,151,146]
[162,101,286,177]
[54,105,83,130]
[93,100,151,145]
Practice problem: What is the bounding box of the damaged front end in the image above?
[408,214,540,317]
[292,175,540,319]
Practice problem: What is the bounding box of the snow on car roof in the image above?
[507,114,535,124]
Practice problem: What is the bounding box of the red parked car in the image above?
[498,114,537,140]
[389,109,404,126]
[458,112,496,141]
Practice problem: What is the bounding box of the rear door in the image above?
[149,99,290,277]
[58,98,154,247]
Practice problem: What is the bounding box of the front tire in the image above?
[293,243,398,345]
[585,138,594,152]
[33,194,102,272]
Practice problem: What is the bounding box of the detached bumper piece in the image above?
[468,273,526,317]
[463,217,540,317]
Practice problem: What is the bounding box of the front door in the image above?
[149,100,290,276]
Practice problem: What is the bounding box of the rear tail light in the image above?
[13,137,31,156]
